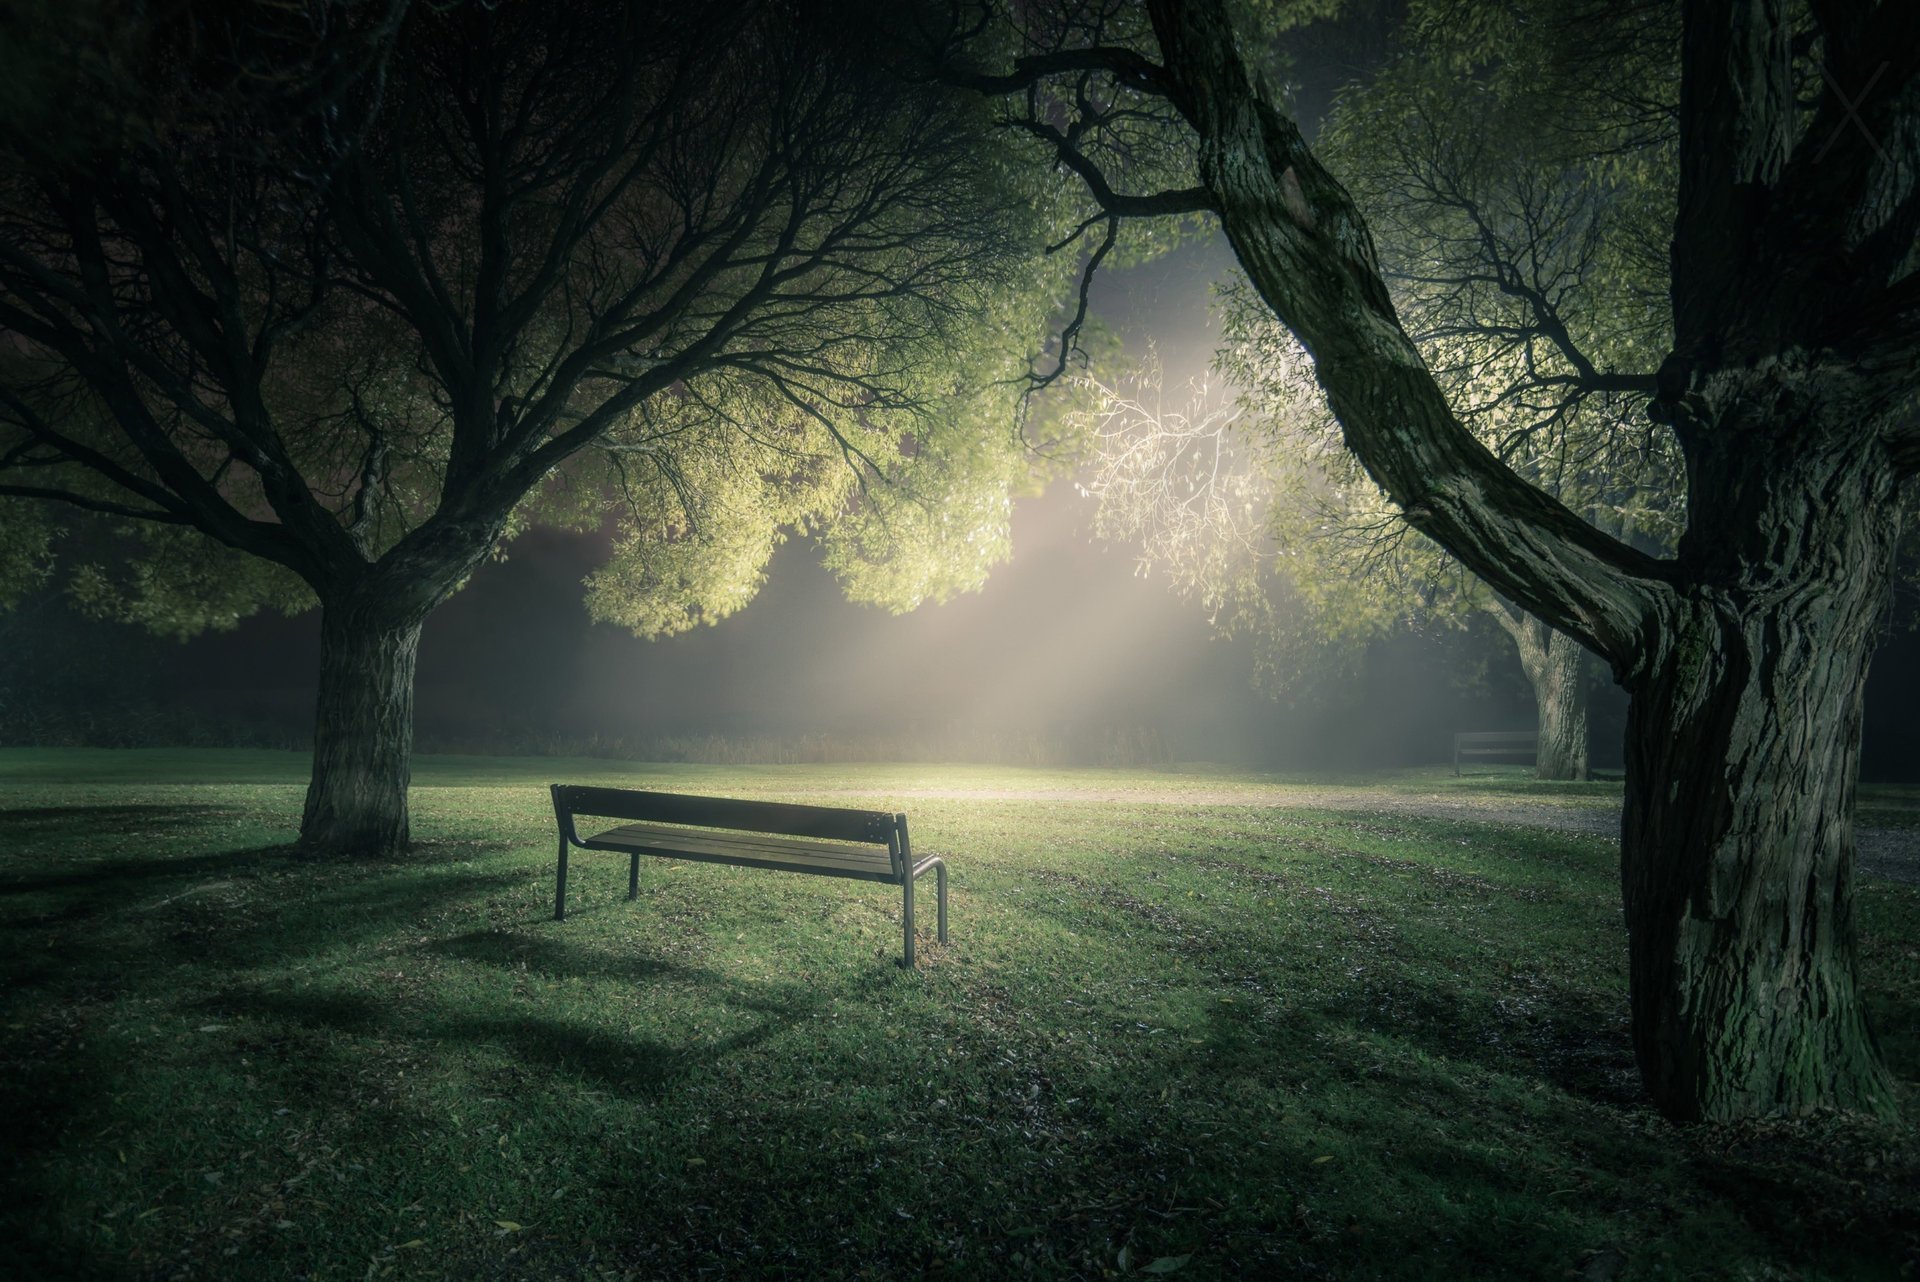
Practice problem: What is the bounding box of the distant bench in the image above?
[1452,731,1538,775]
[550,785,948,967]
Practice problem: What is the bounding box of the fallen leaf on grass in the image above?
[1141,1256,1191,1275]
[396,1239,425,1249]
[1312,1155,1335,1164]
[494,1220,523,1232]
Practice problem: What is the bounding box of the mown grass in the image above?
[1,749,1915,1281]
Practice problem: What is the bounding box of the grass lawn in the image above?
[1,749,1915,1280]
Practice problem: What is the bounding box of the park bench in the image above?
[549,785,948,967]
[1452,730,1538,774]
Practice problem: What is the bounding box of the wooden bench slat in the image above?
[554,784,896,844]
[582,822,898,881]
[1453,730,1539,774]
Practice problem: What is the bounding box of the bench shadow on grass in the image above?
[421,924,848,1022]
[202,944,821,1101]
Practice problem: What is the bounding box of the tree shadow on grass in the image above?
[182,865,534,972]
[424,927,685,984]
[2,835,534,988]
[0,840,276,897]
[1037,996,1915,1281]
[0,802,251,831]
[1317,980,1642,1106]
[1019,875,1642,1107]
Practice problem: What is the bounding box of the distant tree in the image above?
[0,0,1058,853]
[957,0,1920,1121]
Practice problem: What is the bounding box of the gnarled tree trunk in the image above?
[1618,398,1900,1121]
[300,595,428,856]
[295,512,506,856]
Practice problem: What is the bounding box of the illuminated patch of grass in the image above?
[1,750,1915,1280]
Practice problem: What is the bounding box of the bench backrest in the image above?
[552,784,905,852]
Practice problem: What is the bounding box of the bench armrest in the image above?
[551,785,583,847]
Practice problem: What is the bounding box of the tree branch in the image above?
[0,483,192,523]
[1144,0,1675,673]
[942,46,1173,99]
[1006,118,1214,217]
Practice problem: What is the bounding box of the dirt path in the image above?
[873,785,1920,886]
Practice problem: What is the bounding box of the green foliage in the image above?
[1078,0,1686,698]
[1069,348,1392,699]
[1277,0,1683,620]
[0,0,1080,648]
[66,525,313,640]
[0,499,54,607]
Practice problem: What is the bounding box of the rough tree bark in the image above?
[1498,611,1590,782]
[1618,380,1901,1118]
[302,600,426,856]
[299,525,498,856]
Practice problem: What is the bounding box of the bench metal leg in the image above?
[902,871,916,968]
[629,850,640,900]
[555,837,570,921]
[934,859,948,944]
[899,858,949,967]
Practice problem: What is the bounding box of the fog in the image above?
[99,238,1539,771]
[8,233,1920,777]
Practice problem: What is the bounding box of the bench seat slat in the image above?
[580,821,900,882]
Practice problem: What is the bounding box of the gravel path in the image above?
[877,785,1920,886]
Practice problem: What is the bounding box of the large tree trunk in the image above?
[1619,407,1900,1121]
[299,596,428,857]
[1499,611,1591,781]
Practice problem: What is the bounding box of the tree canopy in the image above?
[0,0,1072,850]
[1072,0,1685,775]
